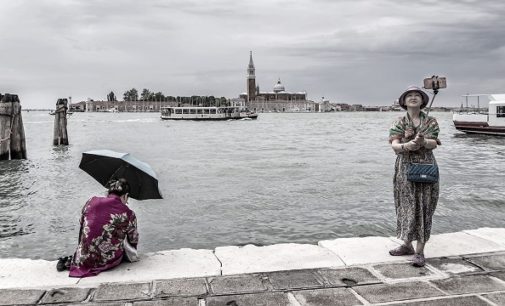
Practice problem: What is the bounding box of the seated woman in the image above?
[68,178,139,278]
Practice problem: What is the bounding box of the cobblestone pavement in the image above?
[1,252,505,305]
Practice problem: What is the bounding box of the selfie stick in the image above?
[424,75,440,117]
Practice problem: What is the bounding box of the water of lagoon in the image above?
[1,111,504,260]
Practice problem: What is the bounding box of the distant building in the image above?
[239,52,316,112]
[70,100,174,112]
[334,103,352,111]
[71,52,318,113]
[363,106,381,111]
[318,99,332,112]
[70,101,86,112]
[351,104,363,111]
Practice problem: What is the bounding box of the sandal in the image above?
[389,244,415,256]
[412,253,425,267]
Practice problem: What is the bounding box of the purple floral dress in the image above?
[69,194,138,278]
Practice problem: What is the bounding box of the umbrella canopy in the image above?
[79,149,162,200]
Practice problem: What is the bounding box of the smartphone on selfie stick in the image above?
[422,76,447,117]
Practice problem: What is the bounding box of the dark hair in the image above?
[106,178,130,196]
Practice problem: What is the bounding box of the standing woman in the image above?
[388,85,441,267]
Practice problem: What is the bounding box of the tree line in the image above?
[106,89,230,106]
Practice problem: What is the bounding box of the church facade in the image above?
[239,52,316,112]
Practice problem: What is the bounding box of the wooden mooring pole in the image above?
[53,98,69,146]
[0,93,27,160]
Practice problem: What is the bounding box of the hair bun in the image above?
[107,178,130,196]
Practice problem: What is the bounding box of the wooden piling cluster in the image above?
[0,93,27,160]
[53,98,69,146]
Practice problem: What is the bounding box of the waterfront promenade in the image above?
[1,227,505,305]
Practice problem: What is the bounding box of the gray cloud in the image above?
[1,0,504,107]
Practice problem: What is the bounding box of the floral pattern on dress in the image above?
[389,111,441,145]
[389,112,440,243]
[69,195,138,278]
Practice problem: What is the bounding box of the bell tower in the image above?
[247,51,256,102]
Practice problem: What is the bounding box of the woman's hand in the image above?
[414,133,427,146]
[404,140,421,151]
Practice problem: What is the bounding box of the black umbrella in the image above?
[79,149,163,200]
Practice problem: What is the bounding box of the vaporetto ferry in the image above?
[160,106,258,121]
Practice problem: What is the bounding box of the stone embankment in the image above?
[1,227,505,305]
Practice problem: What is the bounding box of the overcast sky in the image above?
[1,0,504,108]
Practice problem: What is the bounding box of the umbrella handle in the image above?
[109,165,127,185]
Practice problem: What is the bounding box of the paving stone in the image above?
[316,267,381,287]
[427,257,482,275]
[39,287,91,304]
[482,292,505,305]
[430,274,505,295]
[206,292,290,306]
[154,278,207,297]
[292,288,363,305]
[209,274,267,295]
[465,254,505,271]
[372,262,436,279]
[93,282,151,302]
[133,297,200,306]
[353,281,444,304]
[267,269,323,290]
[395,295,490,305]
[0,289,45,306]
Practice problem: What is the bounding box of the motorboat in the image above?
[452,94,505,135]
[160,106,258,121]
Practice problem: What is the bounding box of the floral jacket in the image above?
[69,194,138,278]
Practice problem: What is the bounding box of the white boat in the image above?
[452,94,505,136]
[160,106,258,121]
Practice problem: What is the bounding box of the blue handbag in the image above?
[407,163,439,183]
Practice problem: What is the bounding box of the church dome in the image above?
[273,78,285,93]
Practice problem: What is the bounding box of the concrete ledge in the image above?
[78,248,221,286]
[215,243,345,275]
[0,258,78,289]
[319,236,402,265]
[464,227,505,246]
[1,228,504,291]
[0,249,220,289]
[423,232,505,258]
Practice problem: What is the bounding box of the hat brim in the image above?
[399,89,429,110]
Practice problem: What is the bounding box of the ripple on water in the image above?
[2,111,505,260]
